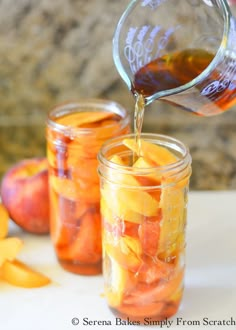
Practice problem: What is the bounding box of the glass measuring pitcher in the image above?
[113,0,236,116]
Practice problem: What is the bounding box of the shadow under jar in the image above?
[46,99,130,275]
[98,133,192,321]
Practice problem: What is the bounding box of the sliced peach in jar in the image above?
[50,176,100,203]
[138,220,160,257]
[101,186,143,224]
[133,157,162,184]
[49,190,75,248]
[104,254,135,308]
[101,182,159,219]
[58,211,102,264]
[136,257,175,284]
[117,187,159,218]
[1,259,50,288]
[162,165,191,189]
[50,176,79,200]
[124,269,184,305]
[158,231,185,264]
[102,208,140,242]
[123,220,139,238]
[67,139,98,166]
[56,111,114,127]
[0,203,9,239]
[71,158,99,185]
[104,236,142,272]
[96,121,125,140]
[158,187,186,254]
[109,154,126,166]
[123,138,177,166]
[101,198,125,240]
[0,237,23,266]
[101,197,114,226]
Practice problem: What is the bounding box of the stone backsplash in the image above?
[0,0,236,190]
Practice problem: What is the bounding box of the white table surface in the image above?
[1,191,236,330]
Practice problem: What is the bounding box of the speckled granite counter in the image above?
[0,0,236,190]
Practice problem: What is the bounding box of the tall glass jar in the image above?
[98,133,192,321]
[46,99,130,275]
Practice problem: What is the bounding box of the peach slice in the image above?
[1,259,50,288]
[50,176,100,203]
[58,211,102,264]
[101,183,158,219]
[104,255,133,308]
[104,236,142,271]
[49,189,72,248]
[137,258,174,284]
[138,220,160,257]
[133,157,162,183]
[123,138,177,165]
[0,237,23,266]
[101,155,148,222]
[0,203,9,239]
[158,188,186,256]
[96,121,124,140]
[102,155,159,219]
[124,269,184,305]
[71,159,99,185]
[56,111,114,127]
[109,155,125,165]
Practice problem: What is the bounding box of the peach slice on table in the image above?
[0,237,23,266]
[56,111,114,127]
[1,259,50,288]
[0,203,9,239]
[123,138,177,166]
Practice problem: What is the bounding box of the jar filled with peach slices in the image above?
[98,133,192,321]
[46,100,130,275]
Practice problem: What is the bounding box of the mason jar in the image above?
[46,99,130,275]
[98,133,192,321]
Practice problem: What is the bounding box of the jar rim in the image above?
[46,99,130,137]
[98,133,192,189]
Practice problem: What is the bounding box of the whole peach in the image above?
[0,157,49,234]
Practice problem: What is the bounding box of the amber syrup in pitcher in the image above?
[132,48,236,116]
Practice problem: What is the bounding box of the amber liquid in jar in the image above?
[47,102,130,275]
